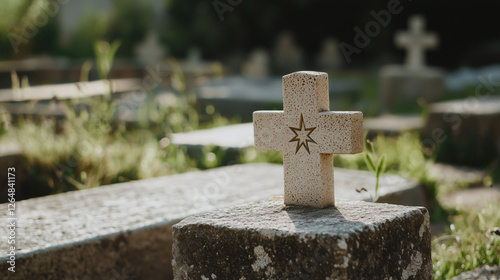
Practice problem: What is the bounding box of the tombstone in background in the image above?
[424,96,500,166]
[134,31,166,66]
[241,48,270,78]
[316,37,343,72]
[273,32,304,74]
[173,71,432,279]
[380,15,445,111]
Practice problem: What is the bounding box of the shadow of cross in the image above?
[395,15,438,69]
[253,71,363,208]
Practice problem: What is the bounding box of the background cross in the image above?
[395,15,438,69]
[253,71,363,208]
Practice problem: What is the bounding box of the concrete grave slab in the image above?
[173,198,432,279]
[0,163,424,279]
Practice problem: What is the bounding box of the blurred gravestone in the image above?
[424,96,500,165]
[241,49,270,78]
[316,38,343,72]
[186,47,202,67]
[134,31,166,66]
[380,15,444,111]
[273,32,304,74]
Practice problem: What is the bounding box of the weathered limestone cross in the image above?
[396,15,438,69]
[253,71,363,208]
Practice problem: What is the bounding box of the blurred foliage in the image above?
[65,12,110,58]
[432,203,500,279]
[106,0,154,57]
[0,0,59,59]
[1,95,198,196]
[64,0,153,58]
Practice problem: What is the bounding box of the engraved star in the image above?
[289,114,317,154]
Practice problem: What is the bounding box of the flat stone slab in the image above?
[439,186,500,210]
[364,114,424,138]
[173,198,432,279]
[450,265,500,280]
[0,164,281,280]
[0,163,423,279]
[432,163,487,185]
[0,78,141,102]
[172,123,254,149]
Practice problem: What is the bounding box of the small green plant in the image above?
[94,39,121,80]
[363,149,386,202]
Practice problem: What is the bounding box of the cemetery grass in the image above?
[0,96,215,197]
[432,202,500,280]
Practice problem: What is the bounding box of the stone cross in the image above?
[395,15,438,69]
[253,71,363,208]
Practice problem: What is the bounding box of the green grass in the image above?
[432,203,500,279]
[0,96,201,197]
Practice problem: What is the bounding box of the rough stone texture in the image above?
[450,265,500,280]
[173,198,432,280]
[254,71,363,208]
[424,96,500,165]
[0,164,283,280]
[364,114,424,139]
[0,163,424,279]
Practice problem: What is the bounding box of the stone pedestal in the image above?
[172,198,432,279]
[380,65,444,112]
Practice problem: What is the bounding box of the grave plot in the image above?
[173,71,432,279]
[0,162,424,280]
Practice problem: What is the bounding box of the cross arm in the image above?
[253,111,285,151]
[318,111,364,154]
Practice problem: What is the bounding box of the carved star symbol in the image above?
[289,114,317,154]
